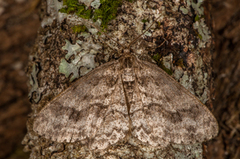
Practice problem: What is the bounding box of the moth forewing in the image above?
[33,0,218,152]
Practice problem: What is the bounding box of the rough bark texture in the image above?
[22,0,214,158]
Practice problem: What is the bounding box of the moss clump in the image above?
[175,58,184,67]
[194,15,205,22]
[71,25,87,33]
[153,53,161,62]
[141,19,148,23]
[152,53,173,75]
[159,61,173,75]
[198,33,203,40]
[93,0,123,30]
[59,0,92,19]
[194,15,200,21]
[59,0,134,30]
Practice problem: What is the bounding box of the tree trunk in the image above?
[22,0,215,158]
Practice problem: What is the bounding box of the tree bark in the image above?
[207,0,240,158]
[22,0,215,158]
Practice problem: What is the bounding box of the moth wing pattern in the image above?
[33,60,130,150]
[130,58,218,147]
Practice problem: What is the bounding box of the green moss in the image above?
[142,19,148,23]
[59,0,92,19]
[152,53,172,75]
[93,0,123,30]
[194,15,200,21]
[194,15,205,22]
[159,61,173,75]
[175,58,184,67]
[153,53,161,62]
[71,25,87,33]
[59,0,134,30]
[198,33,202,40]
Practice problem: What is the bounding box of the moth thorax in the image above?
[122,68,135,82]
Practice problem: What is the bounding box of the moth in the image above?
[33,10,218,150]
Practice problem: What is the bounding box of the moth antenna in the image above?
[81,18,125,49]
[127,15,162,49]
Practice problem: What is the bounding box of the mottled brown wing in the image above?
[33,60,130,150]
[130,58,218,147]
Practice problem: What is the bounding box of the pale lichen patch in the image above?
[193,18,211,48]
[59,38,101,82]
[28,63,46,103]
